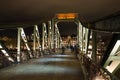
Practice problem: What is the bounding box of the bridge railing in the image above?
[79,53,119,80]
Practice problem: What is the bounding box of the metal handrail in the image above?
[82,54,119,80]
[101,67,119,80]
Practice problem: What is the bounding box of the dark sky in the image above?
[0,29,17,37]
[58,22,77,36]
[0,22,76,38]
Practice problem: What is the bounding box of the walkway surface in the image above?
[0,53,84,80]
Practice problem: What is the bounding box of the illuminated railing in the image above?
[0,42,14,62]
[81,54,118,80]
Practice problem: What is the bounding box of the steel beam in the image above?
[85,28,89,54]
[48,21,52,49]
[92,30,97,62]
[109,56,120,60]
[112,64,120,74]
[78,22,82,48]
[20,28,33,58]
[17,28,21,63]
[42,23,45,50]
[33,26,36,56]
[52,19,55,49]
[0,42,14,62]
[33,25,42,56]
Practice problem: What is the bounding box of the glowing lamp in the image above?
[56,13,78,19]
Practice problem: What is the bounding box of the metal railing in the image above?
[79,54,119,80]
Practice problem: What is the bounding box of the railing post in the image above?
[92,30,97,62]
[17,28,21,63]
[42,23,45,51]
[85,28,90,54]
[33,26,36,57]
[48,21,52,50]
[51,19,55,50]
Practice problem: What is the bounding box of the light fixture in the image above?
[56,13,78,19]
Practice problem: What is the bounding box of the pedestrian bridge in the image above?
[0,53,85,80]
[0,19,120,79]
[0,1,120,80]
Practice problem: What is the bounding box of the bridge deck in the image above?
[0,53,84,80]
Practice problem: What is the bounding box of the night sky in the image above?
[0,29,17,37]
[0,22,76,38]
[20,22,77,37]
[58,22,77,36]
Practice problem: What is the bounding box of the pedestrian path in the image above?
[0,53,84,80]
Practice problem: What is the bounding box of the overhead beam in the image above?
[85,15,120,33]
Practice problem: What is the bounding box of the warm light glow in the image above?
[50,26,51,29]
[35,25,38,31]
[0,44,2,48]
[25,43,30,51]
[8,57,14,62]
[1,50,7,54]
[90,35,92,39]
[1,49,10,57]
[56,13,77,19]
[17,56,20,62]
[88,45,92,49]
[87,52,92,58]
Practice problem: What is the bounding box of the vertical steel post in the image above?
[59,36,62,48]
[78,22,82,49]
[86,24,91,55]
[78,22,80,47]
[77,23,79,45]
[81,26,84,63]
[80,24,83,51]
[55,23,58,49]
[33,26,36,57]
[92,30,97,62]
[51,19,55,49]
[21,28,33,58]
[48,21,51,49]
[85,28,89,54]
[83,27,86,52]
[86,29,90,54]
[44,24,47,49]
[17,28,21,63]
[34,25,42,56]
[58,34,60,49]
[81,27,83,52]
[42,23,47,50]
[57,24,60,49]
[42,23,45,50]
